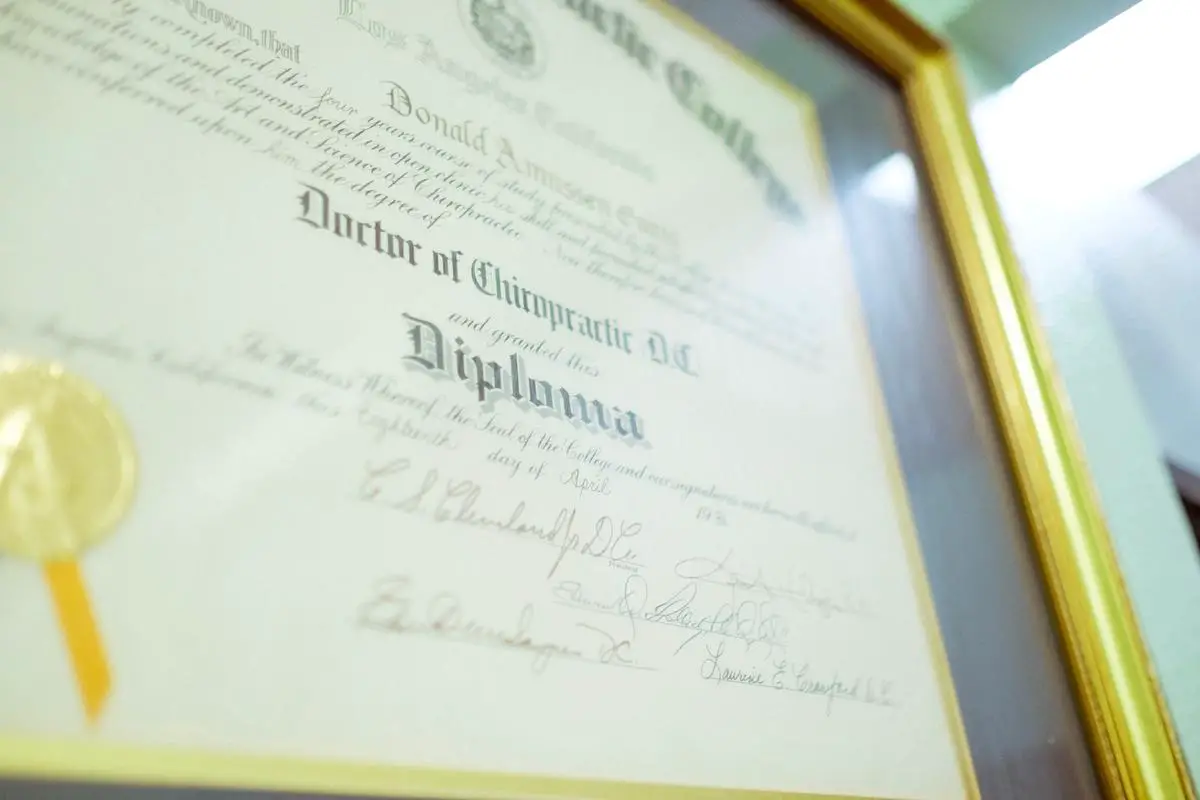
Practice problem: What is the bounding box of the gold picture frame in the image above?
[0,1,1192,799]
[784,1,1195,799]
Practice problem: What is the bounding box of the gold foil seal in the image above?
[0,355,136,722]
[0,356,137,559]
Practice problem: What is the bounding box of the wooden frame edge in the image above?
[781,0,1196,797]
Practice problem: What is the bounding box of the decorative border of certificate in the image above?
[0,1,979,797]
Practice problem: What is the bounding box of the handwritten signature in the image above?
[359,575,577,672]
[552,573,788,655]
[359,575,648,673]
[675,551,870,619]
[359,458,643,576]
[699,642,899,715]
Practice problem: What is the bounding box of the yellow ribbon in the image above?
[1,357,134,726]
[44,561,111,723]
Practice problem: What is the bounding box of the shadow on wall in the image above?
[1168,462,1200,554]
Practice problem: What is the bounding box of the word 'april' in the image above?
[404,314,647,443]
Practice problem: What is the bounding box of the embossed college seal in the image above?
[460,0,546,79]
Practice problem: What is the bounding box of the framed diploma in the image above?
[0,0,1191,798]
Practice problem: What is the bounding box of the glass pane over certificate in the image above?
[0,1,1089,799]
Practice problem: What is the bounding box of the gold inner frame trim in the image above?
[777,1,1196,797]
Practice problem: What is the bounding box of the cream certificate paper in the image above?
[0,0,969,797]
